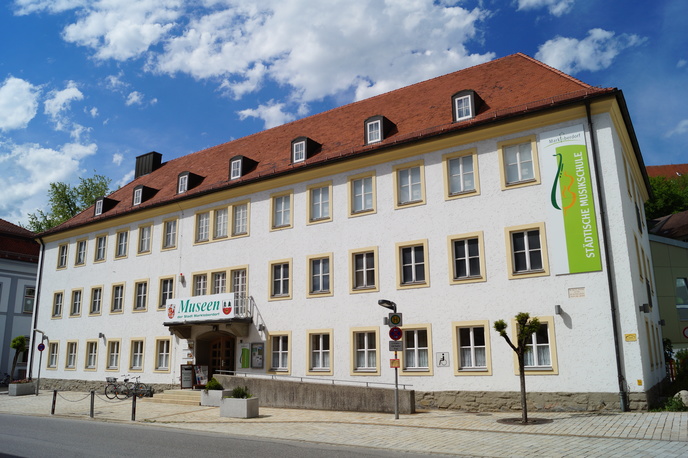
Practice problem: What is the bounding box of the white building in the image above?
[30,54,663,410]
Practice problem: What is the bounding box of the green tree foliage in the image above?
[27,173,111,232]
[645,175,688,220]
[494,312,541,424]
[9,335,27,380]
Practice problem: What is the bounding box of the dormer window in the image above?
[452,90,477,122]
[94,199,103,216]
[133,187,143,206]
[178,172,189,194]
[292,140,306,163]
[366,119,381,144]
[230,159,242,180]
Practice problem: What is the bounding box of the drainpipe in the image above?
[27,236,46,380]
[586,101,628,411]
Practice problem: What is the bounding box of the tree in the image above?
[645,175,688,220]
[27,173,112,232]
[9,335,27,381]
[494,312,541,424]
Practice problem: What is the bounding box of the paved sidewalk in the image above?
[1,390,687,457]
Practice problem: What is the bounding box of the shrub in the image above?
[229,386,252,399]
[205,377,223,391]
[663,396,688,412]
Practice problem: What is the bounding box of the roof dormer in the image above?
[94,197,118,217]
[229,155,258,180]
[364,115,395,145]
[133,185,158,206]
[177,171,204,194]
[452,90,481,122]
[291,136,321,164]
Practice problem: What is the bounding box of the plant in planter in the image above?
[220,386,259,418]
[8,379,35,396]
[200,377,231,407]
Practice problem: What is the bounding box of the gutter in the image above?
[27,236,45,380]
[586,101,628,411]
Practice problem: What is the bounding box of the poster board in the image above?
[180,365,194,389]
[251,342,264,369]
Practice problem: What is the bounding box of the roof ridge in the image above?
[514,52,607,90]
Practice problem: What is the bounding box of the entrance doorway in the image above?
[209,335,235,378]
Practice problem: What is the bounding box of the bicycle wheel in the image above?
[134,383,148,398]
[115,384,131,400]
[105,383,117,399]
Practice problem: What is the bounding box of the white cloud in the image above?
[117,169,135,188]
[237,101,296,129]
[678,59,687,69]
[666,119,688,138]
[126,91,144,106]
[0,77,40,132]
[44,81,87,139]
[516,0,574,17]
[88,106,98,117]
[535,28,646,74]
[112,152,124,166]
[13,0,88,15]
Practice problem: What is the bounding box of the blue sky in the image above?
[1,0,686,225]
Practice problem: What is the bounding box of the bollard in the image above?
[131,393,136,421]
[51,390,57,415]
[90,390,95,418]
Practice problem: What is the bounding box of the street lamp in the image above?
[378,299,396,313]
[378,299,399,419]
[33,329,49,396]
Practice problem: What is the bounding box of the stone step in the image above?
[143,389,202,406]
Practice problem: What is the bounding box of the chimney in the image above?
[135,151,163,179]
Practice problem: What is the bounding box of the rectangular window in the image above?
[310,333,330,371]
[352,250,377,291]
[52,292,63,317]
[178,174,188,193]
[66,341,77,369]
[230,159,242,179]
[272,194,291,228]
[86,341,98,369]
[193,274,207,296]
[403,329,429,370]
[163,219,177,249]
[399,242,427,286]
[48,342,59,368]
[70,290,82,316]
[366,120,381,143]
[499,137,540,188]
[214,208,228,238]
[23,286,35,313]
[396,164,423,206]
[89,287,102,315]
[130,340,144,370]
[676,278,688,320]
[138,225,152,254]
[155,339,171,371]
[95,235,107,261]
[75,240,86,265]
[511,229,543,273]
[309,256,331,295]
[351,175,374,214]
[309,185,330,222]
[271,262,290,298]
[354,331,377,372]
[134,281,148,311]
[524,324,551,368]
[452,237,482,280]
[293,140,305,163]
[133,188,142,206]
[212,271,226,294]
[107,341,120,370]
[270,335,289,371]
[447,154,476,195]
[95,199,103,215]
[57,244,68,268]
[232,203,248,236]
[458,326,486,370]
[111,284,124,313]
[159,278,174,309]
[116,231,128,258]
[454,94,472,121]
[196,212,210,242]
[232,268,248,314]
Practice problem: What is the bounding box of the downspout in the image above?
[27,236,45,380]
[586,101,628,411]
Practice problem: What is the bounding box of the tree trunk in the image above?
[518,352,528,424]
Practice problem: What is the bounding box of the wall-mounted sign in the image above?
[683,327,688,339]
[166,292,237,323]
[436,352,449,367]
[624,334,637,342]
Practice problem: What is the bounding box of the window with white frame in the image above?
[403,329,429,370]
[23,286,35,313]
[52,292,63,317]
[212,271,226,294]
[510,228,543,274]
[270,335,289,371]
[524,323,552,368]
[214,208,228,238]
[354,331,377,372]
[310,333,330,371]
[70,290,82,316]
[48,342,59,368]
[447,154,475,195]
[309,185,330,222]
[352,250,376,290]
[163,220,177,249]
[93,235,106,262]
[57,244,68,268]
[272,194,291,228]
[366,119,381,144]
[503,141,535,185]
[95,199,103,216]
[159,278,174,309]
[111,284,124,312]
[90,287,102,314]
[232,269,247,297]
[292,140,305,163]
[271,262,290,298]
[86,341,98,369]
[351,176,374,214]
[232,203,248,236]
[399,244,426,285]
[454,94,472,121]
[396,165,422,205]
[107,341,120,369]
[138,225,151,254]
[66,342,77,369]
[676,278,688,320]
[452,237,481,280]
[193,274,207,296]
[230,159,242,180]
[178,174,188,193]
[75,240,86,265]
[196,212,210,242]
[310,257,330,294]
[116,231,128,258]
[458,326,486,370]
[130,340,144,370]
[155,339,170,371]
[133,187,142,206]
[134,281,147,310]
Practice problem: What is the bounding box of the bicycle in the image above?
[0,372,11,386]
[105,375,148,399]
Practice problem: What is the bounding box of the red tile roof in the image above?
[0,219,39,263]
[646,164,688,179]
[650,209,688,242]
[44,53,617,236]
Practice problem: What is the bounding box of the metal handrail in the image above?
[214,370,413,390]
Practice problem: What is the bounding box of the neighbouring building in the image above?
[29,53,663,410]
[0,219,39,379]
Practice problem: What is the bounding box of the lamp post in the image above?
[33,329,48,396]
[378,299,400,419]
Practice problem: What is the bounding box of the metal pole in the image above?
[36,350,43,396]
[90,391,95,418]
[394,350,399,420]
[51,390,57,415]
[131,393,136,421]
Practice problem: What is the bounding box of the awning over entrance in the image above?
[164,317,253,340]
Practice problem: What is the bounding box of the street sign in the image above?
[388,313,403,327]
[436,352,449,367]
[390,359,400,368]
[389,326,402,341]
[37,343,45,352]
[389,341,403,352]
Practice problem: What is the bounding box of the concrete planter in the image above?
[220,397,259,418]
[8,383,35,396]
[200,389,232,407]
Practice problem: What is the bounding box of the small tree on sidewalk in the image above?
[494,312,541,424]
[9,335,27,380]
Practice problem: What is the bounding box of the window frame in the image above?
[94,199,103,216]
[306,329,333,376]
[443,149,480,199]
[270,191,293,230]
[94,234,107,262]
[23,286,35,314]
[392,161,426,209]
[47,342,59,369]
[192,273,208,296]
[365,118,382,144]
[162,218,178,250]
[269,259,292,301]
[307,181,332,224]
[447,231,486,284]
[137,224,152,255]
[89,286,103,316]
[231,200,250,237]
[505,223,550,279]
[65,341,78,370]
[111,283,125,314]
[349,247,379,293]
[211,270,227,295]
[213,207,229,239]
[267,332,291,374]
[195,211,210,243]
[452,320,492,375]
[115,230,129,259]
[133,280,148,312]
[133,187,143,206]
[52,291,64,318]
[129,339,145,372]
[69,289,82,317]
[106,339,121,371]
[509,316,558,375]
[400,325,433,376]
[396,240,430,289]
[348,172,376,217]
[85,340,98,371]
[230,159,242,180]
[74,239,87,266]
[177,173,189,194]
[351,327,380,375]
[154,338,171,372]
[307,253,333,298]
[292,140,306,163]
[498,135,541,189]
[158,277,175,310]
[57,243,68,269]
[452,92,475,122]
